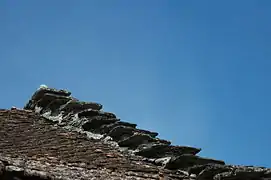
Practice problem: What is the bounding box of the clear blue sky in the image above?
[1,0,271,167]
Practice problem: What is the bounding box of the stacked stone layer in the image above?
[0,86,270,180]
[24,87,225,170]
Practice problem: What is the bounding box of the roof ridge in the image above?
[20,86,271,180]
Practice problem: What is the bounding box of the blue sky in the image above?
[1,0,271,167]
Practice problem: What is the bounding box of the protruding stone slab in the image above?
[98,121,137,134]
[31,87,71,101]
[165,154,225,170]
[21,85,271,180]
[82,116,120,131]
[188,164,230,180]
[60,101,103,115]
[24,87,71,110]
[107,126,159,142]
[107,126,135,140]
[213,166,269,180]
[77,109,116,119]
[118,133,171,148]
[137,129,158,138]
[135,143,201,158]
[43,97,73,114]
[118,133,155,148]
[37,93,72,109]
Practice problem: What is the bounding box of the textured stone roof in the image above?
[0,86,270,180]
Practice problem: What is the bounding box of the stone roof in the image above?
[0,86,270,180]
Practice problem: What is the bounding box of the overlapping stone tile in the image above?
[136,143,201,158]
[165,154,225,170]
[107,125,159,141]
[98,121,137,134]
[3,86,269,180]
[81,116,120,131]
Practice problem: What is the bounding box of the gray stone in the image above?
[165,154,225,170]
[107,125,159,142]
[136,143,201,158]
[78,109,115,118]
[82,116,119,131]
[60,101,103,116]
[31,87,71,101]
[98,121,137,134]
[118,133,155,148]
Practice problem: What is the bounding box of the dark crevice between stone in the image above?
[42,98,71,115]
[0,161,4,176]
[24,100,35,110]
[1,170,51,180]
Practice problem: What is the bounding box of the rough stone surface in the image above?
[135,144,201,158]
[0,86,270,180]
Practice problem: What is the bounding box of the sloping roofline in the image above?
[0,85,270,180]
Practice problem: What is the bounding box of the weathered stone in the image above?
[4,165,25,178]
[0,161,4,176]
[211,166,271,180]
[78,109,116,119]
[176,169,190,177]
[60,100,103,115]
[82,116,119,131]
[118,133,155,148]
[107,126,158,143]
[154,157,172,166]
[213,171,234,180]
[24,169,51,179]
[7,86,271,180]
[165,154,225,170]
[98,121,137,134]
[193,164,231,180]
[107,125,135,141]
[188,163,220,175]
[103,112,116,118]
[5,165,24,173]
[264,169,271,177]
[36,93,72,111]
[24,100,35,110]
[232,166,266,179]
[31,87,71,101]
[42,97,72,114]
[78,109,115,119]
[77,109,100,117]
[135,143,201,158]
[136,129,158,138]
[153,138,171,146]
